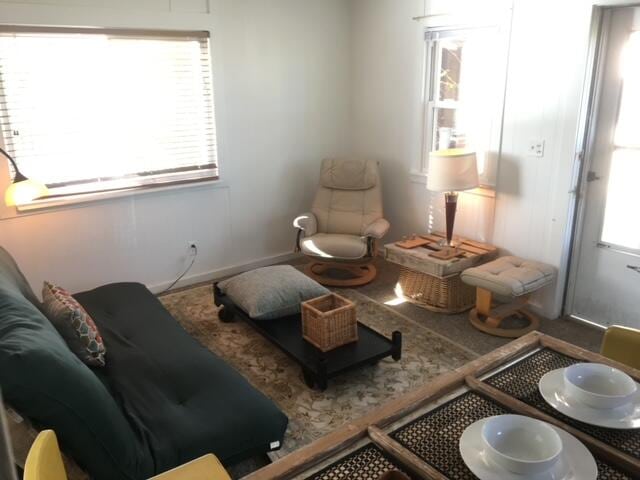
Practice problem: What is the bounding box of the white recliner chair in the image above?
[294,159,390,286]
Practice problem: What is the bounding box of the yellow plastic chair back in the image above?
[150,453,231,480]
[601,325,640,370]
[24,430,67,480]
[24,430,230,480]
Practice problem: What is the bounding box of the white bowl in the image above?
[564,363,637,409]
[481,415,562,475]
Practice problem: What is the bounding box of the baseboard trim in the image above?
[149,251,303,294]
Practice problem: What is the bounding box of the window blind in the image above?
[0,27,218,199]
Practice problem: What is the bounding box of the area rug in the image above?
[159,286,477,459]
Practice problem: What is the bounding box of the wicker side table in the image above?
[384,233,498,314]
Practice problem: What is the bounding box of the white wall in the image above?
[348,0,607,318]
[491,0,594,318]
[0,0,352,294]
[349,0,429,244]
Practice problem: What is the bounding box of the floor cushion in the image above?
[217,265,329,319]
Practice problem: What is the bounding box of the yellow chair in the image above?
[601,325,640,370]
[24,430,66,480]
[24,430,231,480]
[150,455,231,480]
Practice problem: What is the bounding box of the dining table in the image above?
[243,331,640,480]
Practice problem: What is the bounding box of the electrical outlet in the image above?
[187,241,197,255]
[527,140,545,157]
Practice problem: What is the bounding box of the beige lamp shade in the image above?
[427,149,479,192]
[4,178,49,206]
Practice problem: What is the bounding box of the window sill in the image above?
[409,170,497,198]
[8,178,228,217]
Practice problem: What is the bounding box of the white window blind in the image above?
[0,27,218,200]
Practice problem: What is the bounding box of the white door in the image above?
[568,7,640,328]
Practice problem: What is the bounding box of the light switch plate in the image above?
[527,140,545,157]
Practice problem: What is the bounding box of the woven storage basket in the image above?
[302,293,357,352]
[397,266,475,313]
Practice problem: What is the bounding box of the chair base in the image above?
[468,287,540,338]
[305,261,377,287]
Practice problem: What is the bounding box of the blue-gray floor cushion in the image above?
[74,282,288,472]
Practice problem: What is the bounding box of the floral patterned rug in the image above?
[159,285,477,459]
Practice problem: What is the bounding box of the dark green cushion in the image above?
[74,282,288,471]
[0,248,152,480]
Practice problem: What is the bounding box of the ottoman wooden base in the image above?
[468,288,541,338]
[469,308,540,338]
[397,267,475,314]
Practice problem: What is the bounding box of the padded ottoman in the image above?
[461,256,555,338]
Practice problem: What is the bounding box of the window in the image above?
[0,27,218,204]
[423,26,508,186]
[601,31,640,251]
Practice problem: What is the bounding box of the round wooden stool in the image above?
[461,256,555,338]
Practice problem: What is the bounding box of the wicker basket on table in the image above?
[397,266,475,313]
[302,293,358,352]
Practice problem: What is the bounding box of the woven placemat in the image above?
[391,391,630,480]
[486,348,640,459]
[306,443,414,480]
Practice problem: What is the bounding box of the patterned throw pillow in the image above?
[42,281,106,367]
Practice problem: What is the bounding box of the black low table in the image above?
[213,284,402,390]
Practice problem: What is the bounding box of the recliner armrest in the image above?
[293,212,318,237]
[363,218,390,239]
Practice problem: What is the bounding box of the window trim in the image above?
[0,25,219,210]
[0,25,209,39]
[14,176,227,213]
[419,13,512,190]
[422,26,497,174]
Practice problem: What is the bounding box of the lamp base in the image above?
[430,246,462,261]
[444,191,458,247]
[437,238,460,248]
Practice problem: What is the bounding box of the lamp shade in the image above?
[4,178,49,206]
[426,149,479,192]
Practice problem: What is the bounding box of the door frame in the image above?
[563,2,640,325]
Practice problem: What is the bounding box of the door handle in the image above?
[627,265,640,274]
[586,171,602,182]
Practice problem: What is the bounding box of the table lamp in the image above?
[426,149,479,248]
[0,147,48,206]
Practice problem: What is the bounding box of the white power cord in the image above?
[161,244,198,294]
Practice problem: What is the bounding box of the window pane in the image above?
[434,108,464,150]
[439,39,463,102]
[427,28,504,182]
[615,31,640,148]
[601,149,640,250]
[0,31,217,192]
